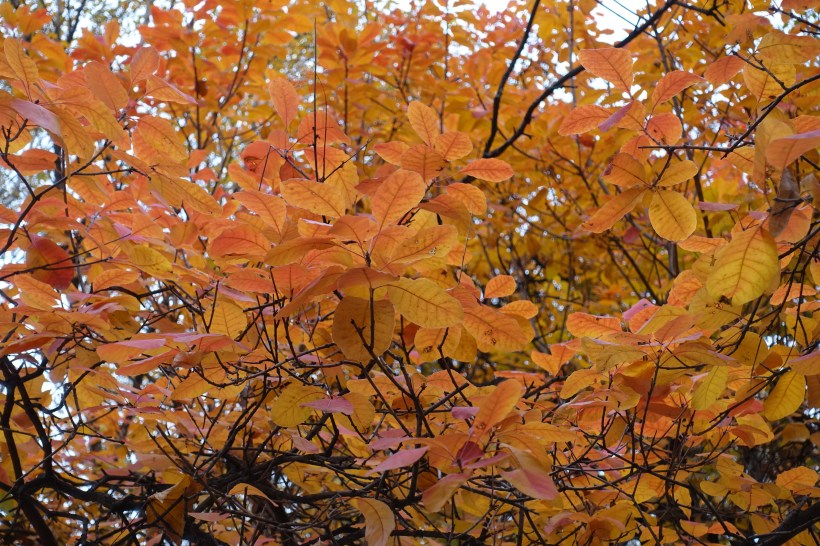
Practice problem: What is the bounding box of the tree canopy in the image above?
[0,0,818,544]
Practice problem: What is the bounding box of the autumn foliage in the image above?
[0,0,819,544]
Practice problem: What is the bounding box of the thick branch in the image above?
[746,502,820,546]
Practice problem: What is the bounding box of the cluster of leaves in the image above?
[0,0,818,545]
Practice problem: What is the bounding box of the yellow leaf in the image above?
[657,160,699,187]
[458,158,514,182]
[125,244,173,278]
[484,275,516,299]
[385,278,463,328]
[692,366,728,410]
[706,225,780,305]
[763,371,805,420]
[473,379,523,436]
[270,383,325,427]
[332,297,395,360]
[558,104,612,135]
[649,190,697,241]
[578,47,634,91]
[757,31,820,65]
[407,101,440,146]
[352,498,395,546]
[282,179,346,218]
[206,298,247,339]
[581,188,644,233]
[372,169,426,229]
[743,64,795,106]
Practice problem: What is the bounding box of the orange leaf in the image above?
[26,235,74,290]
[472,379,523,436]
[134,115,187,163]
[210,225,271,258]
[373,141,409,165]
[371,169,427,229]
[422,473,468,512]
[566,312,622,338]
[445,182,487,215]
[332,297,395,360]
[85,61,129,111]
[130,46,159,83]
[766,130,820,170]
[578,47,634,91]
[704,55,745,86]
[651,70,704,105]
[581,187,645,233]
[400,144,445,181]
[379,224,458,267]
[433,131,473,160]
[603,154,647,187]
[352,498,395,546]
[462,303,532,352]
[269,76,300,128]
[233,191,288,239]
[646,113,682,145]
[484,275,516,299]
[558,104,612,135]
[500,300,538,319]
[5,38,38,92]
[407,101,441,146]
[0,148,58,175]
[459,158,514,182]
